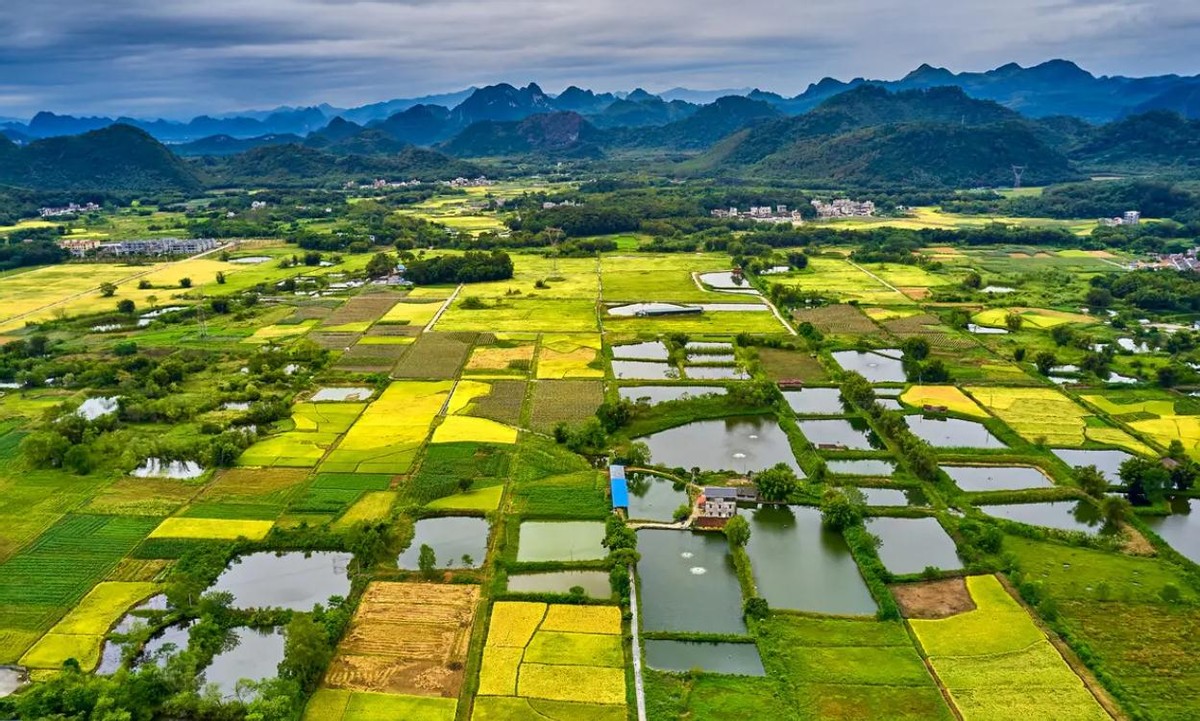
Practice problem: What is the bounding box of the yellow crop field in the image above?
[517,663,627,705]
[426,485,504,512]
[333,492,396,530]
[524,631,624,667]
[446,381,492,415]
[537,347,603,379]
[323,381,452,474]
[379,301,443,328]
[911,576,1108,721]
[431,416,519,445]
[304,688,458,721]
[901,386,988,418]
[477,646,524,695]
[972,308,1096,331]
[466,345,535,373]
[864,306,923,321]
[486,603,547,647]
[770,257,910,306]
[148,517,274,540]
[472,697,628,721]
[0,263,152,330]
[437,299,599,333]
[1080,396,1176,418]
[20,633,101,671]
[539,604,622,635]
[51,582,158,636]
[454,256,599,300]
[242,320,318,344]
[967,386,1151,453]
[1129,416,1200,458]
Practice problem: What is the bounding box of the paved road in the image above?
[628,563,648,721]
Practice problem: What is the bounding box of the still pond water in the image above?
[627,474,690,523]
[506,571,612,598]
[1051,449,1132,479]
[1145,497,1200,564]
[397,516,488,569]
[517,521,607,563]
[865,517,961,575]
[644,640,765,676]
[942,465,1054,492]
[637,529,745,635]
[210,552,352,610]
[797,418,883,451]
[619,385,725,405]
[831,350,907,383]
[905,416,1005,449]
[783,388,851,416]
[981,501,1103,535]
[202,627,286,698]
[641,416,802,474]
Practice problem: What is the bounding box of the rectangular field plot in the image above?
[322,381,452,474]
[604,307,787,335]
[436,299,599,333]
[20,581,157,670]
[528,380,605,434]
[392,332,476,379]
[149,518,275,541]
[324,581,480,697]
[474,601,626,715]
[535,334,603,379]
[1082,391,1200,459]
[304,688,457,721]
[768,258,910,305]
[238,403,365,468]
[910,575,1107,721]
[454,256,599,300]
[966,387,1153,454]
[320,293,402,330]
[600,254,729,303]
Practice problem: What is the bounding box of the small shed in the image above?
[609,465,629,510]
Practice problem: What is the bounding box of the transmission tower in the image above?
[1011,165,1026,190]
[196,303,208,339]
[548,227,562,275]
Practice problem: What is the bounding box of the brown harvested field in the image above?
[792,304,879,335]
[288,302,339,322]
[335,341,411,373]
[529,380,605,433]
[466,345,535,373]
[325,582,480,697]
[756,348,829,383]
[892,577,975,619]
[321,293,402,327]
[307,331,361,350]
[899,287,931,300]
[364,323,423,338]
[392,332,476,379]
[465,380,527,426]
[198,468,309,501]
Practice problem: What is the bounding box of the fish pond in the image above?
[619,385,725,405]
[210,551,353,610]
[517,521,607,563]
[397,516,489,569]
[942,465,1054,492]
[612,341,670,360]
[644,640,765,676]
[202,627,286,698]
[826,459,896,476]
[854,486,928,507]
[745,505,876,615]
[637,529,746,635]
[980,501,1103,535]
[506,570,612,598]
[831,350,906,383]
[797,418,883,451]
[905,416,1005,449]
[1145,497,1200,564]
[1051,449,1133,479]
[783,388,851,416]
[865,517,961,576]
[611,360,677,381]
[684,365,747,380]
[641,416,802,474]
[627,473,690,523]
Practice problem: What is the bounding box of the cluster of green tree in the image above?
[1100,269,1200,313]
[946,180,1200,222]
[0,237,69,270]
[839,371,938,480]
[401,249,514,284]
[1118,446,1198,506]
[898,337,951,382]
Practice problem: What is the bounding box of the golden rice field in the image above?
[972,308,1096,330]
[332,492,397,530]
[536,334,604,379]
[304,688,457,721]
[239,402,365,467]
[966,386,1152,453]
[900,386,989,418]
[431,416,519,445]
[910,576,1108,721]
[322,381,452,473]
[148,517,274,541]
[20,581,158,670]
[476,602,626,714]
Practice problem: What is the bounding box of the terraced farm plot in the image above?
[966,386,1152,453]
[536,334,603,379]
[20,581,157,670]
[791,304,879,335]
[528,380,604,434]
[323,381,452,474]
[901,386,988,418]
[437,299,599,333]
[239,402,365,467]
[324,582,479,697]
[475,602,626,716]
[392,332,476,379]
[910,575,1108,721]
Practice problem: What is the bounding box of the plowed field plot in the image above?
[320,293,402,330]
[910,575,1109,721]
[393,332,476,379]
[462,380,526,426]
[792,304,880,335]
[307,331,362,350]
[884,314,976,350]
[474,601,626,717]
[324,581,480,697]
[334,341,410,373]
[528,380,604,434]
[322,382,451,474]
[465,343,536,376]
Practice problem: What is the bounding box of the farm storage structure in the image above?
[609,465,629,510]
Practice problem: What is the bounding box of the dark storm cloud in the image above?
[0,0,1198,118]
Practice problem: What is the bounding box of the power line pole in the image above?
[1012,165,1026,190]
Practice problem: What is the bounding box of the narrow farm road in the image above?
[425,282,463,331]
[628,563,648,721]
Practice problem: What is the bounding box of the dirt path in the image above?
[847,259,907,298]
[424,283,463,331]
[628,563,648,721]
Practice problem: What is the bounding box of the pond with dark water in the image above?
[645,640,765,676]
[612,341,670,361]
[1051,449,1133,479]
[397,516,489,569]
[865,517,961,575]
[619,385,725,405]
[1145,497,1200,564]
[638,529,746,635]
[905,416,1005,449]
[746,506,876,615]
[210,552,353,611]
[611,360,677,380]
[202,627,286,698]
[943,465,1053,492]
[641,416,802,474]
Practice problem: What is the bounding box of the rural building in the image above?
[609,465,629,511]
[811,198,876,219]
[697,487,738,519]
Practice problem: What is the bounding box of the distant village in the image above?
[58,237,220,258]
[39,202,100,218]
[349,176,495,191]
[709,198,876,225]
[1098,211,1141,227]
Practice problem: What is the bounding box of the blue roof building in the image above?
[609,465,629,510]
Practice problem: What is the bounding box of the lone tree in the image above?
[900,337,930,361]
[179,277,192,289]
[755,463,799,502]
[99,282,117,297]
[1074,465,1109,499]
[1005,312,1023,332]
[724,515,751,549]
[116,299,136,315]
[1033,351,1058,376]
[366,252,394,279]
[418,544,438,579]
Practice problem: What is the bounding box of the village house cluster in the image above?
[709,205,804,224]
[442,176,494,189]
[1137,246,1200,272]
[39,202,100,218]
[811,198,876,219]
[58,237,220,258]
[1098,210,1142,227]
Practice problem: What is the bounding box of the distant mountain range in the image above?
[3,67,1200,193]
[5,59,1200,147]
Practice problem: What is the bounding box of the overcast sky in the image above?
[1,0,1198,119]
